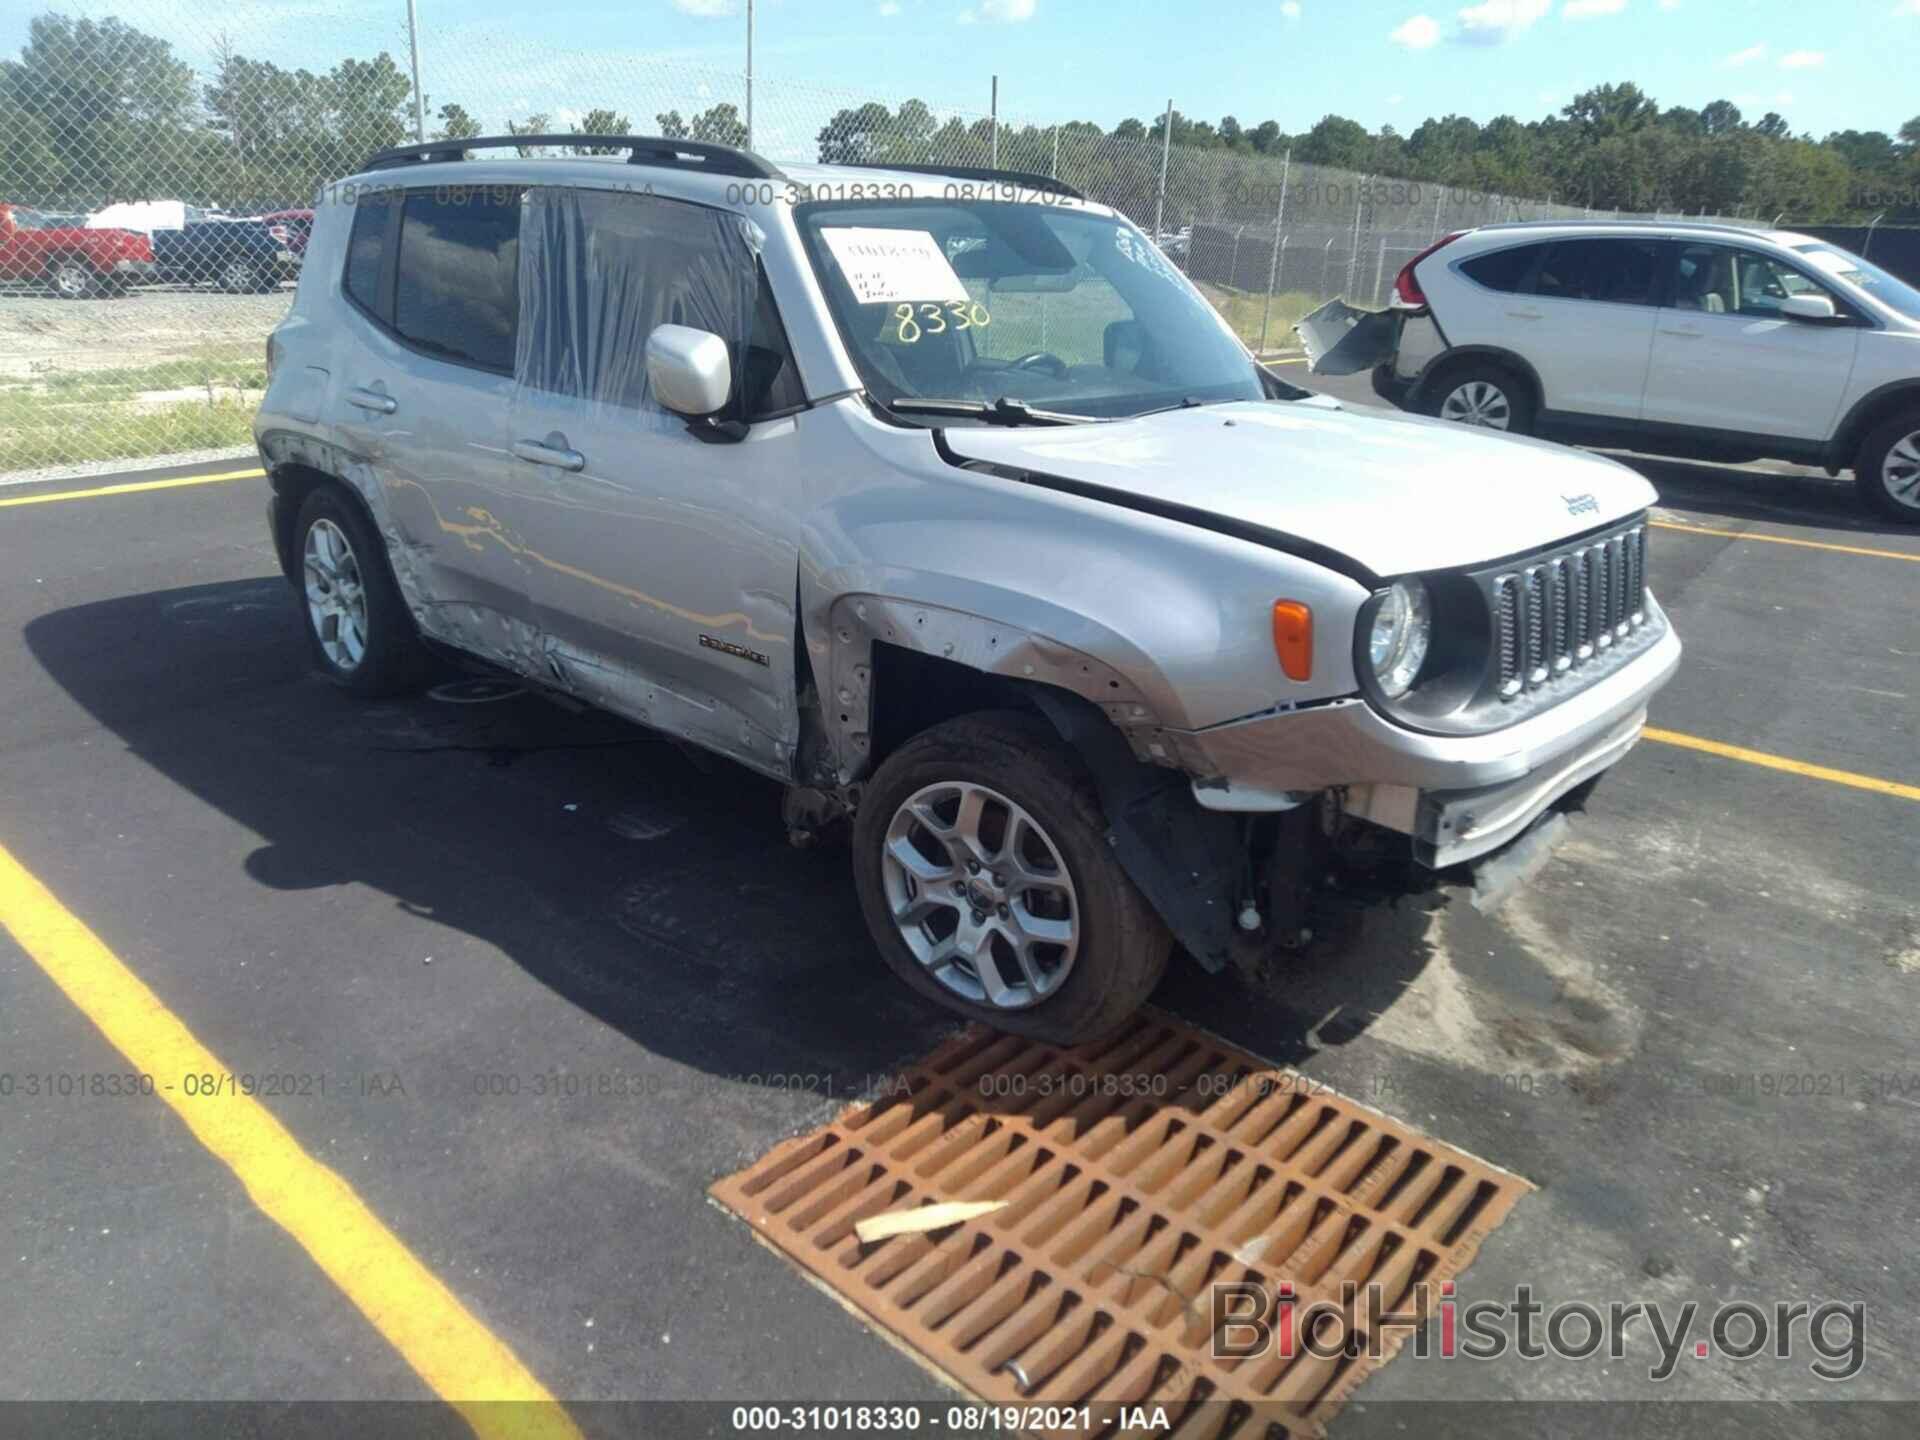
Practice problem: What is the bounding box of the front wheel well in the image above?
[865,642,1041,768]
[1837,387,1920,468]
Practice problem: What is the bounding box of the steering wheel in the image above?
[1008,351,1069,378]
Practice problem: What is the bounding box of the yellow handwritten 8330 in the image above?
[892,301,991,343]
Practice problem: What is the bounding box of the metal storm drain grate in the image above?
[711,1014,1531,1435]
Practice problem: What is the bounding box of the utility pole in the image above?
[405,0,426,143]
[1153,98,1173,241]
[745,0,755,149]
[990,76,999,167]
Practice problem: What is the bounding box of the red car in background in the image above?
[0,203,154,297]
[258,208,314,256]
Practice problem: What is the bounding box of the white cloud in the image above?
[1280,0,1303,16]
[1778,49,1825,68]
[1456,0,1550,43]
[878,0,900,11]
[1387,92,1405,104]
[1563,0,1626,16]
[1722,43,1766,67]
[1390,13,1442,47]
[979,0,1037,17]
[671,0,735,15]
[1897,0,1920,14]
[1658,0,1680,8]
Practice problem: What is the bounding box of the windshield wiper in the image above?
[884,396,1090,427]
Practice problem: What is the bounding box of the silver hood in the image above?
[941,397,1656,577]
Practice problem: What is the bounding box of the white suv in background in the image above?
[1306,220,1920,523]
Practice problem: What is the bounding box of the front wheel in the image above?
[1427,361,1535,436]
[852,712,1170,1044]
[294,486,431,695]
[1855,413,1920,525]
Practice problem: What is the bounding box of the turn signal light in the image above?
[1272,601,1312,681]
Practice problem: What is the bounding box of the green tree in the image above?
[507,113,553,155]
[434,102,480,141]
[689,103,747,148]
[570,108,632,153]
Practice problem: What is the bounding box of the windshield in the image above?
[795,197,1266,421]
[11,207,49,230]
[1792,243,1920,322]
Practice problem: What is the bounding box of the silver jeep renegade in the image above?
[255,135,1681,1042]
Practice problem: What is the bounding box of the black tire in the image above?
[45,256,99,300]
[852,711,1171,1045]
[1853,411,1920,525]
[292,485,432,695]
[1423,359,1536,437]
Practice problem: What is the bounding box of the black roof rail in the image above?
[839,162,1083,200]
[359,134,784,180]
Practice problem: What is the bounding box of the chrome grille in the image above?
[1493,523,1649,700]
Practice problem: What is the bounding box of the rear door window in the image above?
[1531,238,1661,305]
[1459,243,1543,294]
[342,192,393,317]
[393,186,522,372]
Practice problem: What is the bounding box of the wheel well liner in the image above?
[1415,346,1545,412]
[1831,381,1920,466]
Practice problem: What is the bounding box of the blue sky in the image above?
[8,0,1917,155]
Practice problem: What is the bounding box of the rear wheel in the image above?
[1427,360,1535,436]
[852,712,1170,1044]
[1855,412,1920,525]
[294,486,431,695]
[46,257,98,299]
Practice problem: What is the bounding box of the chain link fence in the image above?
[0,1,1695,477]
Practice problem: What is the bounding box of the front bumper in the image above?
[1182,605,1681,865]
[113,259,155,277]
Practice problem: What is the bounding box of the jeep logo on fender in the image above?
[1563,493,1600,517]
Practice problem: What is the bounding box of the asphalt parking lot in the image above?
[1,383,1916,1435]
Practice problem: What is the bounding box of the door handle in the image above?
[1506,308,1544,321]
[512,437,586,472]
[346,386,397,414]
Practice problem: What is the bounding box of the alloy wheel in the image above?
[879,780,1079,1010]
[1883,430,1920,511]
[303,518,369,671]
[1440,380,1513,430]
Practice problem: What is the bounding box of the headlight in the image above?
[1368,579,1432,698]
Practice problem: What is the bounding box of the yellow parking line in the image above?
[1649,517,1920,564]
[1644,728,1920,803]
[0,468,264,508]
[0,841,581,1440]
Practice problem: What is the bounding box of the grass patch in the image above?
[1194,282,1320,353]
[1,343,262,472]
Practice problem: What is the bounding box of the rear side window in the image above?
[1530,238,1661,306]
[343,192,392,314]
[1459,243,1542,294]
[394,187,522,372]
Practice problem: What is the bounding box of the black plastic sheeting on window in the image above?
[514,186,762,418]
[1794,227,1920,291]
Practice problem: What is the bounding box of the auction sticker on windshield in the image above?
[820,227,968,305]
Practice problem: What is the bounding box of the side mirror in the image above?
[1780,294,1841,324]
[646,324,732,418]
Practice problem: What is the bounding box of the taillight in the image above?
[268,224,288,242]
[1393,230,1467,310]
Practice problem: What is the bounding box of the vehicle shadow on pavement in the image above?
[26,578,1439,1087]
